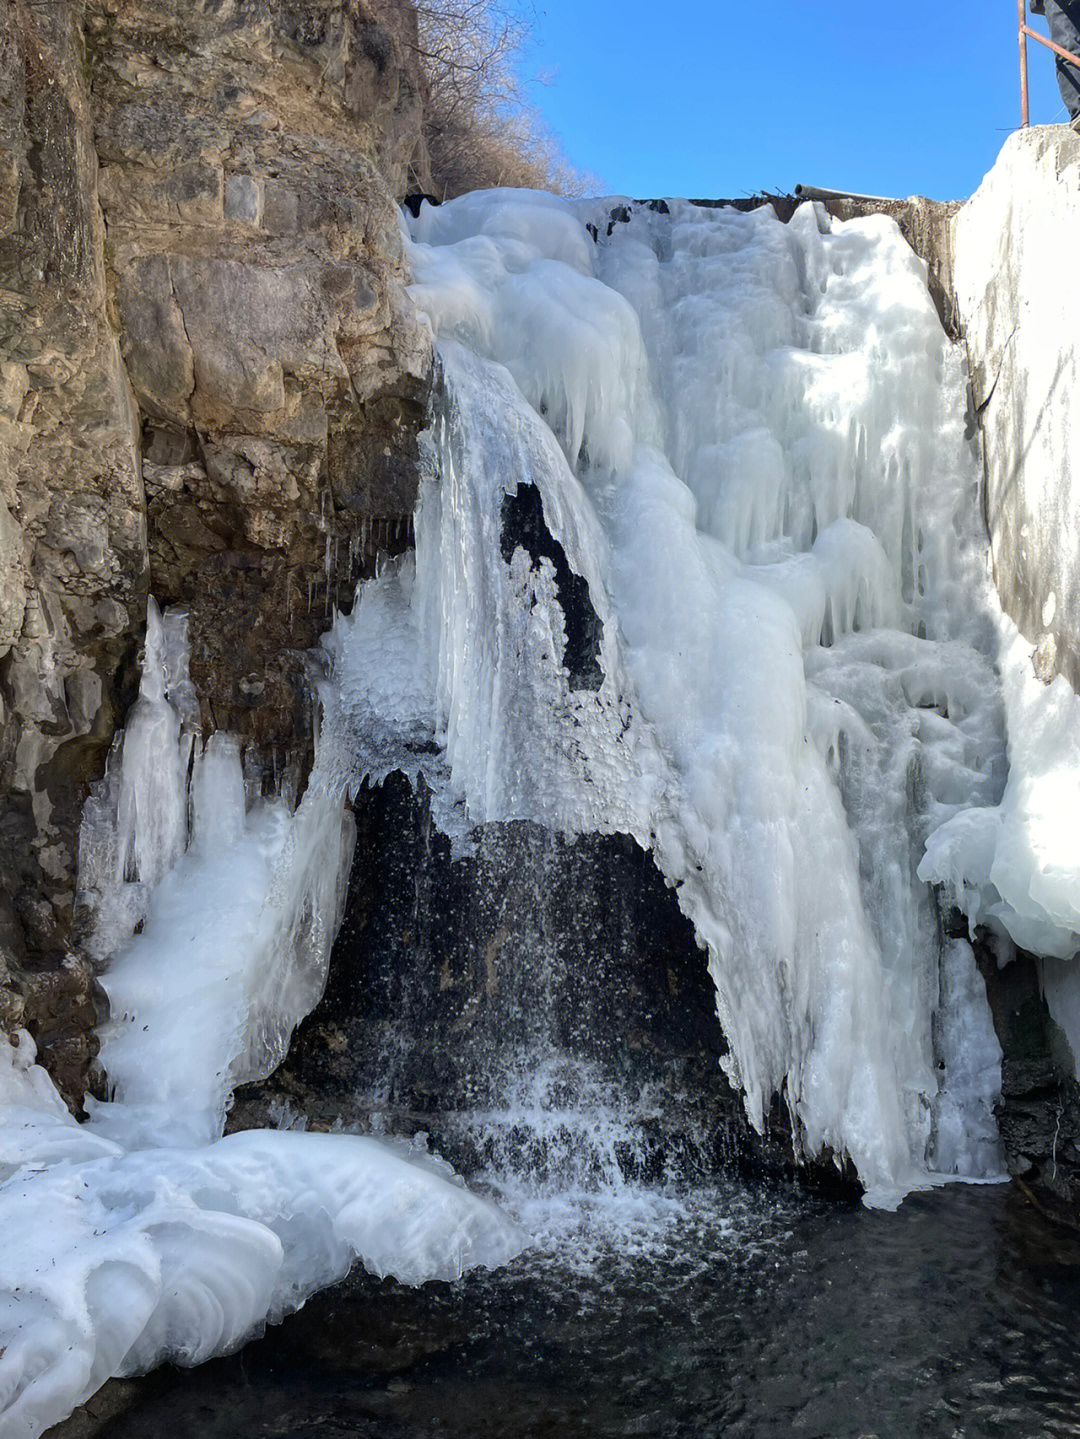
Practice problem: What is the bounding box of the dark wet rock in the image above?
[499,483,602,692]
[974,930,1080,1212]
[233,773,859,1199]
[402,192,440,217]
[603,203,632,237]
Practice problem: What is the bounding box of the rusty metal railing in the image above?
[1019,0,1080,125]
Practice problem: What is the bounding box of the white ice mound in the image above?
[386,189,1009,1204]
[0,1122,527,1439]
[920,617,1080,960]
[0,1032,119,1182]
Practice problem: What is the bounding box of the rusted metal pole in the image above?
[1019,0,1031,126]
[1021,23,1080,68]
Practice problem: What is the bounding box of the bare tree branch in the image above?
[408,0,596,199]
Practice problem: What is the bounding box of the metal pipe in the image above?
[793,184,897,205]
[1021,23,1080,68]
[1020,0,1031,126]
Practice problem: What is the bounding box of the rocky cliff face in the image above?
[0,0,432,1103]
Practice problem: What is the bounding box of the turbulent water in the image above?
[51,1183,1080,1439]
[6,188,1080,1437]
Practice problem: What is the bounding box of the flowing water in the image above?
[65,1181,1080,1439]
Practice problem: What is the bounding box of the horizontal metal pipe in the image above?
[793,183,898,205]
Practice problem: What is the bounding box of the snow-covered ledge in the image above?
[952,125,1080,692]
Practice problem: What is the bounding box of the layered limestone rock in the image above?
[0,0,432,1103]
[1,0,146,1094]
[91,0,432,743]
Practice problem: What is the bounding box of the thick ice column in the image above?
[114,601,189,890]
[75,602,355,1148]
[77,599,194,961]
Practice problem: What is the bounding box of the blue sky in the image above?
[519,2,1068,201]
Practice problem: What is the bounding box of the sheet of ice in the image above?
[354,187,1012,1204]
[1039,957,1080,1080]
[931,939,1004,1176]
[0,1114,526,1439]
[921,616,1080,963]
[0,1032,120,1182]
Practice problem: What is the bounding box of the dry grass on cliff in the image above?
[414,0,594,199]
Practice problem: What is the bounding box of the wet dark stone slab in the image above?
[972,927,1080,1212]
[233,774,854,1195]
[499,481,603,691]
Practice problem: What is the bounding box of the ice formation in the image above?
[0,602,526,1439]
[76,600,356,1148]
[921,616,1080,960]
[918,611,1080,1076]
[327,189,1013,1207]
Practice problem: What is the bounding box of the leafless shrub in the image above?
[413,0,595,199]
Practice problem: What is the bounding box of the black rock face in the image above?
[402,192,441,217]
[499,482,603,692]
[974,931,1080,1217]
[234,774,853,1194]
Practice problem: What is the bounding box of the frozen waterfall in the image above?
[0,602,526,1439]
[1,185,1043,1438]
[329,189,1009,1205]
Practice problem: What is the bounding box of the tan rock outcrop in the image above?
[0,0,433,1102]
